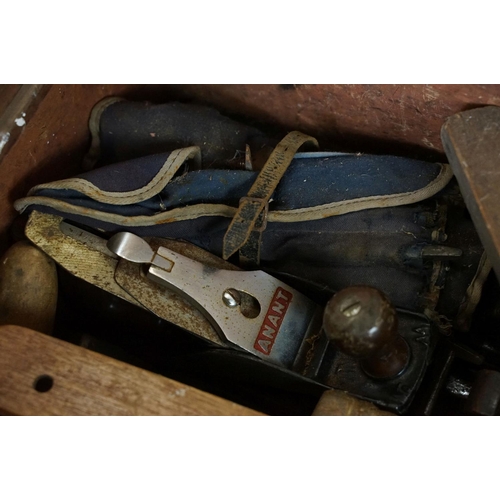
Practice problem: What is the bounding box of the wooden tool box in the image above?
[1,84,500,416]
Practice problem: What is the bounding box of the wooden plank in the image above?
[0,325,263,416]
[312,390,395,416]
[168,84,500,159]
[441,106,500,281]
[0,84,49,161]
[0,85,22,117]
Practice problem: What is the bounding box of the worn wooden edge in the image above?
[312,389,395,416]
[0,85,22,117]
[168,84,500,159]
[0,84,51,162]
[0,325,263,416]
[441,105,500,282]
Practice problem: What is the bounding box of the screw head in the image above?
[222,288,241,308]
[323,286,410,379]
[323,286,398,358]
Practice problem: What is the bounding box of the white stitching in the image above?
[14,163,453,226]
[28,147,200,206]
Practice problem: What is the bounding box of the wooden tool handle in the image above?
[0,241,58,334]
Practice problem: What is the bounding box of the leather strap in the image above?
[238,206,268,268]
[222,131,318,260]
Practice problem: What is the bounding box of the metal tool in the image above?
[25,212,434,412]
[107,232,322,369]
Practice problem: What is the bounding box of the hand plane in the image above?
[25,210,434,412]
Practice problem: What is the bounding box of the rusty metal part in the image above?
[114,238,234,347]
[312,389,395,416]
[323,308,432,413]
[421,245,463,260]
[109,231,322,368]
[214,144,255,171]
[113,246,424,412]
[445,376,471,399]
[323,286,410,379]
[403,244,462,268]
[464,369,500,416]
[23,212,432,412]
[421,203,449,328]
[25,211,242,346]
[0,240,58,334]
[441,106,500,282]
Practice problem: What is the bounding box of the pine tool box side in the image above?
[1,84,500,416]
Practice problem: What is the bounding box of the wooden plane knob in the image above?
[323,286,410,379]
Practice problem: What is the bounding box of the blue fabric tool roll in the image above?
[17,150,479,317]
[21,152,443,215]
[85,98,274,170]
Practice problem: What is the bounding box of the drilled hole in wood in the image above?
[33,375,54,393]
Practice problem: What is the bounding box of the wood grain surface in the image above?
[169,84,500,159]
[312,389,395,416]
[0,325,263,416]
[0,241,58,334]
[0,85,22,117]
[0,85,49,162]
[441,105,500,282]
